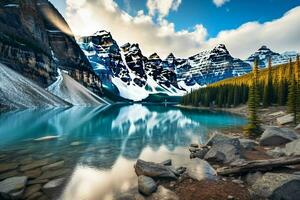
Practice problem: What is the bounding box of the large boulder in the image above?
[277,114,294,125]
[138,176,157,196]
[205,133,241,150]
[0,176,27,199]
[251,173,300,200]
[204,143,241,164]
[186,159,216,181]
[259,127,298,146]
[134,160,177,179]
[284,139,300,156]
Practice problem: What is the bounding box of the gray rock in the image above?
[190,147,209,159]
[284,139,300,156]
[259,127,298,146]
[0,176,27,199]
[245,172,263,185]
[295,124,300,130]
[138,176,157,196]
[42,178,65,198]
[160,159,172,166]
[190,144,199,148]
[239,139,258,150]
[205,133,241,150]
[134,159,177,179]
[186,159,216,181]
[277,114,294,125]
[267,147,286,158]
[251,173,300,200]
[204,143,240,164]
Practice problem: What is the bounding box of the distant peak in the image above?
[166,53,175,59]
[212,44,229,54]
[149,53,160,59]
[93,30,110,36]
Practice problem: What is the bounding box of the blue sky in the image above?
[50,0,300,58]
[51,0,300,38]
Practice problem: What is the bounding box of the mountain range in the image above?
[0,0,298,107]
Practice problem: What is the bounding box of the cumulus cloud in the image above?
[213,0,230,7]
[204,6,300,58]
[147,0,181,20]
[66,0,207,58]
[66,0,300,59]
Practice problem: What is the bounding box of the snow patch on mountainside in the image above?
[47,70,108,106]
[0,63,69,109]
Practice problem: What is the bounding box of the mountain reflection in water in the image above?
[0,104,247,200]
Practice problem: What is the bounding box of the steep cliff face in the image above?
[0,0,99,89]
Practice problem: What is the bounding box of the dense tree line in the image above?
[181,56,300,126]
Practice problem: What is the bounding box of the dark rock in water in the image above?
[138,175,157,196]
[160,159,172,166]
[284,139,300,156]
[134,159,177,179]
[0,170,20,181]
[204,143,240,164]
[42,178,65,199]
[0,176,27,199]
[251,173,300,200]
[259,127,298,146]
[205,133,241,150]
[37,168,70,180]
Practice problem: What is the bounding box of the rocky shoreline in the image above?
[120,107,300,200]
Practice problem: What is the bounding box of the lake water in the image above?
[0,104,247,200]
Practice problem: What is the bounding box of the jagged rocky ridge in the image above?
[0,0,101,93]
[79,32,253,100]
[247,45,298,68]
[79,31,187,101]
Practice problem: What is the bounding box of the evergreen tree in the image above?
[287,59,298,123]
[263,58,273,107]
[244,60,261,137]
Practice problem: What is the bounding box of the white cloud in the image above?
[147,0,181,20]
[66,0,207,58]
[204,6,300,59]
[66,0,300,59]
[213,0,230,7]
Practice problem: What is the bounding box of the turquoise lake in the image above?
[0,104,247,200]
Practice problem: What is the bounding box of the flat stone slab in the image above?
[37,168,70,180]
[0,176,27,199]
[43,178,65,198]
[41,161,64,171]
[277,114,294,125]
[20,159,49,172]
[284,139,300,156]
[24,184,42,198]
[0,163,19,173]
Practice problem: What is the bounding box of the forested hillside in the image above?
[181,56,300,108]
